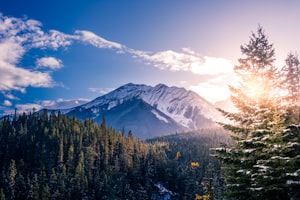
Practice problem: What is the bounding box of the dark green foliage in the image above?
[0,111,227,199]
[149,128,230,199]
[0,111,153,199]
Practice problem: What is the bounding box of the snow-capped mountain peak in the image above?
[142,84,225,128]
[81,83,151,110]
[70,83,224,129]
[64,83,226,138]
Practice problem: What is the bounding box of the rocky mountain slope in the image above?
[64,83,226,138]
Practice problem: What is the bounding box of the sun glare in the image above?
[245,77,270,101]
[190,56,233,75]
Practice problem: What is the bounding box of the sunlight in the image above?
[245,76,270,101]
[190,56,233,75]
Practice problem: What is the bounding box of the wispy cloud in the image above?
[36,57,63,69]
[39,98,90,109]
[0,13,234,92]
[0,13,235,108]
[0,14,127,96]
[189,73,236,103]
[74,30,124,50]
[3,100,12,106]
[88,87,115,95]
[15,103,43,113]
[128,48,234,76]
[71,30,235,78]
[4,93,19,100]
[2,98,90,115]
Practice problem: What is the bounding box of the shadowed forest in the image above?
[0,111,228,199]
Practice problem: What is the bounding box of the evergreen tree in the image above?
[15,173,27,199]
[281,52,300,123]
[215,26,293,199]
[0,188,5,200]
[7,159,17,199]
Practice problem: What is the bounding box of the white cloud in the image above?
[190,56,233,75]
[88,87,114,95]
[129,47,234,76]
[71,31,235,78]
[36,57,63,69]
[0,38,25,64]
[0,13,236,107]
[39,98,90,110]
[16,103,42,113]
[0,62,54,91]
[75,30,123,49]
[0,32,54,91]
[1,98,91,115]
[4,93,19,100]
[189,73,237,103]
[189,82,230,103]
[0,14,128,95]
[3,100,12,106]
[126,47,236,103]
[0,13,74,93]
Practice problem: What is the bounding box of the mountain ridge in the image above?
[57,83,226,138]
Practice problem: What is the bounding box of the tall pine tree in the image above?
[214,26,298,199]
[281,52,300,123]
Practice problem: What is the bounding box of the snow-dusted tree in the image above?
[281,52,300,123]
[214,26,298,199]
[272,53,300,199]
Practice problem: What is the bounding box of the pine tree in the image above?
[215,26,290,199]
[0,188,5,200]
[276,53,300,198]
[7,159,17,199]
[31,174,40,200]
[281,52,300,123]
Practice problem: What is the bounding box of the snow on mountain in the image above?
[82,83,151,110]
[151,110,169,123]
[103,98,184,138]
[142,83,226,128]
[68,83,225,129]
[68,98,184,138]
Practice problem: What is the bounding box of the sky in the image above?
[1,0,300,115]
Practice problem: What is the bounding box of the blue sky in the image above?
[1,0,300,115]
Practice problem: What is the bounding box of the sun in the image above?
[245,76,271,101]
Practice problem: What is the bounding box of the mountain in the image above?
[65,83,226,138]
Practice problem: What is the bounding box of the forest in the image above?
[0,110,228,200]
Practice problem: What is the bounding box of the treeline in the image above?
[0,110,228,200]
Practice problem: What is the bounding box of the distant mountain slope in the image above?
[68,98,185,138]
[104,99,185,138]
[65,83,226,138]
